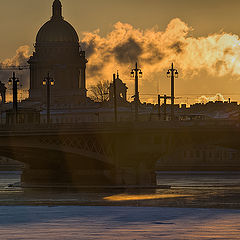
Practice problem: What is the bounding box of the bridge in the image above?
[0,120,240,186]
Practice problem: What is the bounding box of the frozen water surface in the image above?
[0,206,240,239]
[0,172,240,239]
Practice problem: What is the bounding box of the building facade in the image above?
[28,0,88,105]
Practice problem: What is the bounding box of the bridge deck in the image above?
[0,120,239,136]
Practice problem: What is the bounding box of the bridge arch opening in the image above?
[0,146,115,186]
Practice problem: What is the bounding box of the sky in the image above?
[1,0,240,104]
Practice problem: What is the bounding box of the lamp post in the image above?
[43,73,54,124]
[158,94,161,120]
[167,63,178,120]
[113,73,118,124]
[8,72,20,124]
[131,62,142,121]
[158,94,172,121]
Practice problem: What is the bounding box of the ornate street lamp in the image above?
[43,73,55,124]
[113,73,118,124]
[131,62,142,121]
[167,63,178,120]
[8,72,20,124]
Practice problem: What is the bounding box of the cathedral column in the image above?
[79,50,87,96]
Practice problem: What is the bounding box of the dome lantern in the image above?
[52,0,63,20]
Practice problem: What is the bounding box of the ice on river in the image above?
[0,206,240,239]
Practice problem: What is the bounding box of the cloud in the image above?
[0,45,30,101]
[113,38,143,64]
[1,45,30,67]
[80,18,240,88]
[197,93,226,103]
[170,41,185,54]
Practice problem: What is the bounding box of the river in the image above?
[1,171,240,239]
[0,171,240,209]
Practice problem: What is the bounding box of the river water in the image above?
[0,171,21,189]
[1,206,240,240]
[1,171,240,239]
[156,171,240,187]
[0,171,240,208]
[2,171,240,189]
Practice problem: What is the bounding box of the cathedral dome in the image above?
[36,20,79,43]
[36,0,79,43]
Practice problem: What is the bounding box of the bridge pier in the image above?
[21,167,156,187]
[21,168,116,187]
[117,168,156,186]
[112,161,157,186]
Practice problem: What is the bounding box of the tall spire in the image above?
[52,0,63,20]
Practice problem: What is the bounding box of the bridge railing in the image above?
[0,119,239,133]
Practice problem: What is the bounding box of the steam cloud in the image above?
[0,46,30,101]
[197,93,226,104]
[1,45,30,67]
[81,18,240,87]
[0,45,30,88]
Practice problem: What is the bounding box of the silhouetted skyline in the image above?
[1,0,240,104]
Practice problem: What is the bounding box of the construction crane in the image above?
[0,65,29,122]
[0,65,29,71]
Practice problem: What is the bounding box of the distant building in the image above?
[109,73,128,104]
[156,145,240,171]
[0,81,6,104]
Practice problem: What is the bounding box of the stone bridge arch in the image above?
[145,128,240,171]
[0,133,117,185]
